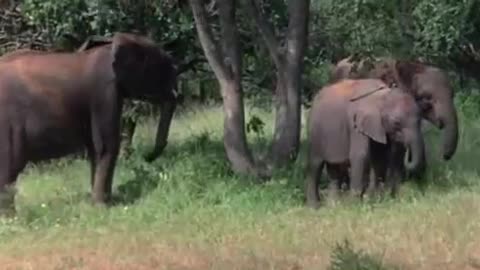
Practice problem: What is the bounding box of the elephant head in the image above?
[112,33,179,161]
[79,33,179,161]
[394,60,458,161]
[350,86,426,172]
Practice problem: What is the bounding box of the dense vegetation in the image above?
[0,0,480,269]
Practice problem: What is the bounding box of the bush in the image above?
[328,240,398,270]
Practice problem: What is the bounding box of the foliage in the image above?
[19,0,206,133]
[410,0,480,64]
[3,0,478,104]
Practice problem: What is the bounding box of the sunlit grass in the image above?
[0,96,479,269]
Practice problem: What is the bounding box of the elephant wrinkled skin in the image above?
[305,79,425,209]
[331,57,458,162]
[0,32,178,215]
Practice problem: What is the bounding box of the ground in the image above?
[1,99,480,270]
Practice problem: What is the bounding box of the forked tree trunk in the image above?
[221,79,258,174]
[189,0,261,178]
[270,68,302,164]
[244,0,310,167]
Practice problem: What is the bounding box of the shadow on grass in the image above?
[111,132,256,206]
[110,163,164,206]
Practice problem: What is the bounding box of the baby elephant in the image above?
[305,79,425,208]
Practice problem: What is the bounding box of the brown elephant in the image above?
[305,79,425,209]
[331,57,458,163]
[0,32,178,215]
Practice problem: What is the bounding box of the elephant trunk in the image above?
[404,131,426,173]
[144,99,177,162]
[439,104,458,160]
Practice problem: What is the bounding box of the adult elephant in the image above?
[331,57,458,163]
[0,32,178,215]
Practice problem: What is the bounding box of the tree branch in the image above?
[450,43,480,82]
[243,0,283,68]
[76,35,113,52]
[189,0,230,82]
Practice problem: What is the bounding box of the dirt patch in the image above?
[0,245,212,270]
[0,243,311,270]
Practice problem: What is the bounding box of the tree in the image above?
[244,0,310,168]
[409,0,480,83]
[188,0,264,178]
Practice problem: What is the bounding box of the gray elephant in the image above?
[0,32,178,215]
[331,57,458,180]
[305,79,425,209]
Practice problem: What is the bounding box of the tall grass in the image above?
[0,95,480,269]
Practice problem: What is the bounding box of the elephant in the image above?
[0,32,179,215]
[330,57,458,178]
[305,78,425,209]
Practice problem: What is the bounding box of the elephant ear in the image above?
[110,33,152,85]
[112,34,146,67]
[111,32,178,101]
[350,100,387,144]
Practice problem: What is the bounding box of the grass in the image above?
[1,98,480,270]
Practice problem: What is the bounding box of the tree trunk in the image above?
[243,0,309,168]
[269,0,310,167]
[221,79,258,174]
[189,0,262,178]
[269,67,302,165]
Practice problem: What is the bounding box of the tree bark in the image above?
[244,0,310,167]
[189,0,260,177]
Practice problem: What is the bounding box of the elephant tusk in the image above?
[404,147,412,164]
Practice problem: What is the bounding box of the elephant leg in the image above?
[367,143,389,198]
[364,170,377,198]
[386,144,404,197]
[90,94,122,205]
[390,145,407,183]
[86,142,96,190]
[120,117,136,158]
[305,156,324,209]
[407,146,427,180]
[349,134,370,198]
[326,164,349,203]
[0,122,26,216]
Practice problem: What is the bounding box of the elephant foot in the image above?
[343,189,364,204]
[91,192,112,207]
[0,206,16,218]
[325,182,341,207]
[0,191,16,218]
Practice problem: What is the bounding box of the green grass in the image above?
[1,100,480,270]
